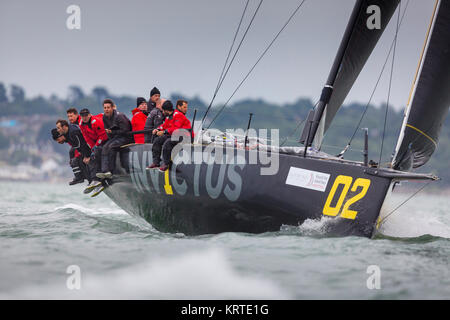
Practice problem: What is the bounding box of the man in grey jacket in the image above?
[144,98,166,143]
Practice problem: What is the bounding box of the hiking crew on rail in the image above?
[147,99,192,172]
[50,87,193,196]
[55,119,92,185]
[78,108,109,191]
[131,97,149,144]
[97,99,133,180]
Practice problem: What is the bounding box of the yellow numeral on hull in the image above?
[322,175,353,217]
[164,169,174,195]
[323,175,371,220]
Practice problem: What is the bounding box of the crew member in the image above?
[51,128,65,144]
[131,97,149,144]
[66,108,81,125]
[148,99,191,172]
[147,100,174,169]
[147,87,161,113]
[79,108,108,149]
[97,99,132,179]
[55,120,93,184]
[144,97,168,143]
[51,128,87,185]
[78,108,108,192]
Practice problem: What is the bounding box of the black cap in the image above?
[162,100,174,111]
[150,87,161,97]
[51,128,60,140]
[79,108,90,115]
[136,97,147,107]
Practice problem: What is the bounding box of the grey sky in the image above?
[0,0,436,110]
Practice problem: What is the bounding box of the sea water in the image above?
[0,181,448,299]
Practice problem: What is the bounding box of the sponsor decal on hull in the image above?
[285,167,330,192]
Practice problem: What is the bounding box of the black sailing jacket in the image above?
[103,110,132,140]
[65,124,91,158]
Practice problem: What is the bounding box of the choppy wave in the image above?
[373,233,449,243]
[54,203,127,216]
[1,248,289,299]
[1,182,449,299]
[52,204,158,235]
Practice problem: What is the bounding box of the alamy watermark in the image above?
[366,265,381,290]
[170,128,280,176]
[367,5,381,30]
[66,265,81,290]
[66,5,81,30]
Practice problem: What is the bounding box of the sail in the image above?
[311,0,400,148]
[392,0,450,171]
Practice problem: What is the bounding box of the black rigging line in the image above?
[378,179,434,227]
[338,0,410,159]
[206,0,308,130]
[379,1,402,167]
[213,0,264,102]
[201,0,250,125]
[201,0,264,124]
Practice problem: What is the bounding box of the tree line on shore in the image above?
[0,82,449,184]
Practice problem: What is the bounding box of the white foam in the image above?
[297,217,336,234]
[281,216,340,237]
[378,194,450,238]
[2,248,290,299]
[379,210,450,238]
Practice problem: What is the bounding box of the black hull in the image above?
[103,144,393,238]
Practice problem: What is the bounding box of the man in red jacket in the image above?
[131,97,149,144]
[78,108,108,148]
[67,108,81,125]
[148,99,191,172]
[78,108,109,193]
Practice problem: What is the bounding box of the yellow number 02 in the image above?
[323,175,371,220]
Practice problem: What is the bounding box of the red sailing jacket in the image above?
[169,110,193,138]
[157,110,193,138]
[131,108,148,144]
[79,114,108,149]
[157,114,175,132]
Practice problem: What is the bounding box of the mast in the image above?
[304,0,364,148]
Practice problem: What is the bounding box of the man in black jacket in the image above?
[55,120,92,185]
[97,99,133,179]
[51,127,87,185]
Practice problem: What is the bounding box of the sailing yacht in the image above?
[100,0,449,238]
